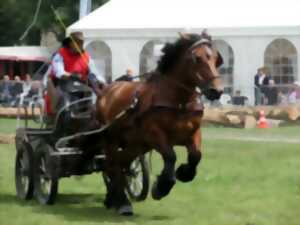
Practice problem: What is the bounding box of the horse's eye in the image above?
[195,56,202,63]
[206,53,211,60]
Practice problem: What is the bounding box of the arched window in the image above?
[140,40,165,74]
[264,39,297,84]
[212,40,234,94]
[85,41,112,83]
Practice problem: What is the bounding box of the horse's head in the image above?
[180,32,224,100]
[157,31,224,101]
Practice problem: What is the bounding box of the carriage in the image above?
[14,74,150,205]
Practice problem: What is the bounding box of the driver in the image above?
[45,31,105,116]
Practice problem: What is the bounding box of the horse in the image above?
[95,31,224,215]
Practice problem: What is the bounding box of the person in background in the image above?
[23,74,32,95]
[265,79,278,105]
[254,67,269,105]
[11,76,24,106]
[287,87,297,104]
[278,91,288,105]
[115,68,134,82]
[232,90,248,106]
[294,81,300,100]
[0,75,13,106]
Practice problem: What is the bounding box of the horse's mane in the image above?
[155,33,211,75]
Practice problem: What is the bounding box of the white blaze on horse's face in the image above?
[192,44,223,92]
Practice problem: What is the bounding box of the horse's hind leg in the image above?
[151,141,177,200]
[176,129,202,182]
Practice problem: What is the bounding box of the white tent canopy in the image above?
[69,0,300,31]
[67,0,300,105]
[0,46,51,62]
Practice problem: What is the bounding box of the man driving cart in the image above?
[45,31,106,117]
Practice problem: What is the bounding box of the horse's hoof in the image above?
[104,199,113,209]
[104,194,114,209]
[151,177,175,200]
[117,204,133,216]
[151,180,162,200]
[176,164,196,182]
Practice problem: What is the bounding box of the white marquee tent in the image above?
[70,0,300,30]
[68,0,300,104]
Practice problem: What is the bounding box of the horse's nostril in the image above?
[203,88,223,101]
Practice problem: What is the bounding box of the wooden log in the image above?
[268,105,300,121]
[226,114,242,125]
[0,134,15,144]
[267,119,284,128]
[203,105,300,128]
[244,115,257,129]
[0,107,41,118]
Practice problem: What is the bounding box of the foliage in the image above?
[0,0,109,46]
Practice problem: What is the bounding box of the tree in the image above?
[0,0,109,46]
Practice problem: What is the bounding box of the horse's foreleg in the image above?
[103,147,133,215]
[176,129,202,182]
[151,142,177,200]
[104,165,133,215]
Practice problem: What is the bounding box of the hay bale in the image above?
[0,134,15,144]
[244,115,257,129]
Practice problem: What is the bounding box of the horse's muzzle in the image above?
[203,88,223,101]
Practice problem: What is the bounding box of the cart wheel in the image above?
[15,142,35,200]
[34,144,58,205]
[125,155,150,201]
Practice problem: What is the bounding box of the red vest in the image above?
[57,47,90,81]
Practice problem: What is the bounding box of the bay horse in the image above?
[95,32,223,215]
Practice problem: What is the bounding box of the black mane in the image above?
[156,33,210,74]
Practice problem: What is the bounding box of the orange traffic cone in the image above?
[257,110,268,128]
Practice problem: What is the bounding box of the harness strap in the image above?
[189,38,211,51]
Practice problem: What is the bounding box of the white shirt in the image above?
[51,52,106,83]
[288,91,297,103]
[258,74,266,85]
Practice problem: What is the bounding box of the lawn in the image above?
[0,120,300,225]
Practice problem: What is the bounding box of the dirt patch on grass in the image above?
[0,134,14,144]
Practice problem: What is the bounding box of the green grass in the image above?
[0,118,18,134]
[1,124,300,225]
[0,118,43,134]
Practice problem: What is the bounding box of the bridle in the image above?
[188,39,222,90]
[160,38,223,98]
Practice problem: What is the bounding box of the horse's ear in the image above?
[216,51,224,68]
[201,29,208,36]
[178,32,190,40]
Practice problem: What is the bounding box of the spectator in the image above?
[265,79,278,105]
[278,91,288,105]
[294,81,300,99]
[115,68,134,82]
[287,82,300,104]
[23,74,32,95]
[232,90,248,105]
[287,88,297,104]
[0,75,13,106]
[254,67,269,105]
[11,76,23,96]
[11,76,23,106]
